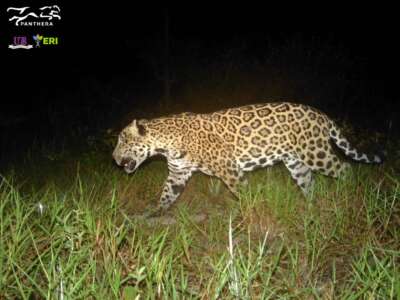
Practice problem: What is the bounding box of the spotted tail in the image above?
[329,122,382,164]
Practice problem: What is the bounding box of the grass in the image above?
[1,142,399,299]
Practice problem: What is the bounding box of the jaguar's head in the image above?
[112,120,151,174]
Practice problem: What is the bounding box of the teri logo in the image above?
[33,34,59,47]
[9,36,33,49]
[33,34,43,47]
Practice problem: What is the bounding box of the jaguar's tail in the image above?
[329,121,382,164]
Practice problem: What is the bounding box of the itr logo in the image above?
[9,36,33,49]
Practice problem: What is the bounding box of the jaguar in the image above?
[113,102,381,212]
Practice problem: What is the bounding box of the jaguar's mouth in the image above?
[123,160,136,173]
[117,158,137,173]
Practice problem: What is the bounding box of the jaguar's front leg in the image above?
[144,166,193,217]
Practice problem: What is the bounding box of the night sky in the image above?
[2,4,399,142]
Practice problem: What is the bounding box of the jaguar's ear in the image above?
[130,119,146,136]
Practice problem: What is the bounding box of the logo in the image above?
[33,34,59,47]
[8,36,33,49]
[33,34,43,47]
[8,35,59,50]
[7,5,61,26]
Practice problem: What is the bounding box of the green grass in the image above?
[1,145,399,299]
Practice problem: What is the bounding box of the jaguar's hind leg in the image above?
[283,156,314,195]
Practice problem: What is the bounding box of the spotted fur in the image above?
[113,102,382,211]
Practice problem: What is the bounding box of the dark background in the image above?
[1,4,399,165]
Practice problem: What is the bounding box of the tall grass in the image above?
[1,154,398,298]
